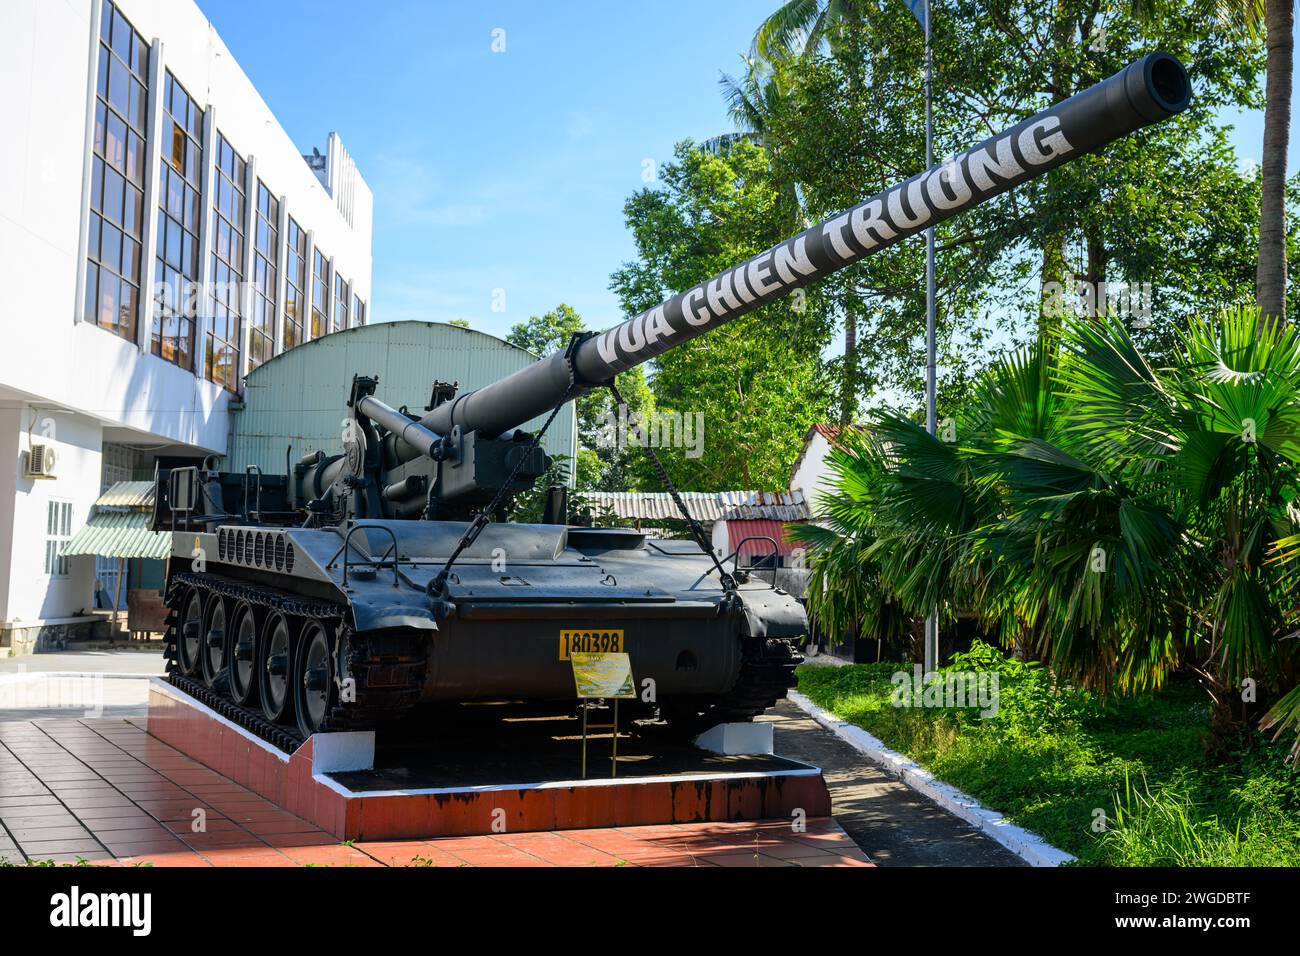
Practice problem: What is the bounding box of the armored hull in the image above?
[162,521,803,748]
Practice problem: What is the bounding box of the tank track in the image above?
[163,571,428,752]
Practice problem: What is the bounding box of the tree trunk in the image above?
[1038,230,1068,339]
[841,305,857,424]
[1084,227,1106,318]
[1256,0,1294,324]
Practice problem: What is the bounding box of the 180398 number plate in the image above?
[559,629,624,660]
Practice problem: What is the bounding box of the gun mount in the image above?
[153,54,1191,742]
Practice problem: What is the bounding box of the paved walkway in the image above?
[0,649,166,675]
[0,718,869,867]
[1,653,1025,866]
[761,699,1023,866]
[0,651,163,722]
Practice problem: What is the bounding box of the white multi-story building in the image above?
[0,0,373,647]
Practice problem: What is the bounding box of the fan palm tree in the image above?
[797,306,1300,752]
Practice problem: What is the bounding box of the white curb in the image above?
[788,689,1076,867]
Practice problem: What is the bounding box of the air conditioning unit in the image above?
[25,443,57,479]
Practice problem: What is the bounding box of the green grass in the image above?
[796,646,1300,866]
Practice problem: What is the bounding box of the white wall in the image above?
[7,408,102,621]
[0,0,371,455]
[790,431,834,510]
[0,0,373,621]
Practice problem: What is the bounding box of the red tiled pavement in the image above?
[0,719,871,868]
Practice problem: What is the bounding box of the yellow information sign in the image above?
[570,651,635,699]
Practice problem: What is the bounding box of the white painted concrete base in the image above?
[694,721,774,755]
[788,690,1075,867]
[311,731,376,773]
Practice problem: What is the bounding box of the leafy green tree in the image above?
[759,19,1016,419]
[936,0,1263,341]
[610,140,835,489]
[746,0,1266,413]
[1136,0,1293,322]
[505,304,652,489]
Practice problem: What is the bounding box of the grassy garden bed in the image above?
[796,645,1300,866]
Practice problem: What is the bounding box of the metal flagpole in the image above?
[923,1,940,675]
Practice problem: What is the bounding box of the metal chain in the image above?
[607,380,736,592]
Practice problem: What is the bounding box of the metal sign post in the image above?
[571,651,635,780]
[906,0,942,675]
[579,698,620,780]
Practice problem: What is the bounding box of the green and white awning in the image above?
[61,481,171,561]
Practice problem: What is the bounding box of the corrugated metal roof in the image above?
[61,512,171,560]
[582,490,810,522]
[230,321,576,480]
[96,481,156,510]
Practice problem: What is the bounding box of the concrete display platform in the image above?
[0,717,869,867]
[145,678,833,842]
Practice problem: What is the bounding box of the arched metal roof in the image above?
[228,321,576,480]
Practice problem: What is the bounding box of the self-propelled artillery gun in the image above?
[152,54,1192,749]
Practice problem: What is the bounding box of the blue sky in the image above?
[197,0,778,340]
[197,0,1290,345]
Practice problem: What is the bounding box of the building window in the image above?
[333,274,350,332]
[353,294,366,328]
[44,500,73,577]
[249,182,278,370]
[206,132,246,391]
[86,1,149,344]
[283,218,307,349]
[311,248,329,339]
[152,70,203,369]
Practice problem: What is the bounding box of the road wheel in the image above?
[177,588,205,677]
[259,612,296,723]
[294,621,336,738]
[228,600,260,706]
[200,593,229,688]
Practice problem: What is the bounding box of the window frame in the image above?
[283,218,307,350]
[248,181,278,370]
[85,0,150,345]
[204,130,246,392]
[333,273,350,333]
[311,248,329,340]
[44,500,74,578]
[151,68,205,370]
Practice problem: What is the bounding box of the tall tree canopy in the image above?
[610,141,835,489]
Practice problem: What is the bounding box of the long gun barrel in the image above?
[419,52,1191,444]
